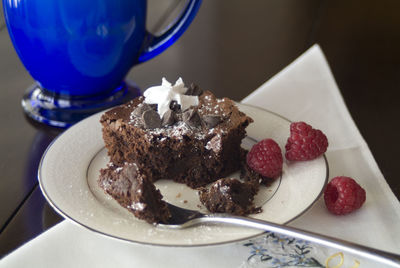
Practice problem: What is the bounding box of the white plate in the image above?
[39,103,328,247]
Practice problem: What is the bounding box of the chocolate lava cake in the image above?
[98,78,256,223]
[100,79,253,189]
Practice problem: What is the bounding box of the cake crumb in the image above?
[176,193,182,198]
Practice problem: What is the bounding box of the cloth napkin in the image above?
[2,45,399,268]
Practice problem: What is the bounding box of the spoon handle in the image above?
[196,214,400,267]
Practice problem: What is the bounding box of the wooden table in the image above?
[1,0,399,257]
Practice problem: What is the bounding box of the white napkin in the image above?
[242,45,400,252]
[2,45,399,268]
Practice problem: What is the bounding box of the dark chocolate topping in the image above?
[161,109,176,126]
[169,100,181,112]
[132,103,154,117]
[142,109,162,129]
[203,115,223,128]
[182,109,202,128]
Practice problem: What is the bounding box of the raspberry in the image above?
[324,176,366,215]
[246,138,283,179]
[285,121,328,161]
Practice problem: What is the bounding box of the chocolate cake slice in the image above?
[100,79,253,188]
[199,178,261,216]
[98,163,171,224]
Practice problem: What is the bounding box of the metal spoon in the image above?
[158,203,400,267]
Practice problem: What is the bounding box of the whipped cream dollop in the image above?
[143,78,199,118]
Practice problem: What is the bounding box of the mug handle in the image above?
[137,0,202,63]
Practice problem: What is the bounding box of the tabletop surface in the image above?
[1,0,399,257]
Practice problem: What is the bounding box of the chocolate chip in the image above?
[161,109,176,126]
[182,109,202,128]
[174,112,183,122]
[185,83,203,96]
[169,100,181,112]
[181,109,191,122]
[132,103,154,117]
[142,109,162,129]
[203,115,222,128]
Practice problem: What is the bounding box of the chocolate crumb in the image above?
[199,178,261,216]
[98,163,171,224]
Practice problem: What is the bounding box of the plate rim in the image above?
[38,103,329,247]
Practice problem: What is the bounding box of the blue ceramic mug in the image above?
[3,0,201,127]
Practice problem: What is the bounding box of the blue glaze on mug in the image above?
[4,0,146,96]
[3,0,201,96]
[3,0,201,127]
